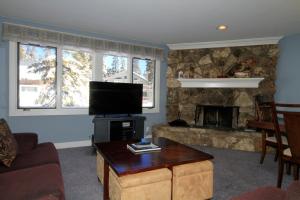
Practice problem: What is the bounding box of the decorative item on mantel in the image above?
[234,71,250,78]
[178,71,184,79]
[168,104,189,127]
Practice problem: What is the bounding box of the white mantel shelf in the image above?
[177,78,264,88]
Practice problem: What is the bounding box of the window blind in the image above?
[2,22,164,60]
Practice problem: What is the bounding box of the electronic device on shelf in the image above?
[89,81,143,115]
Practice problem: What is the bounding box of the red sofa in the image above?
[0,133,65,200]
[231,181,300,200]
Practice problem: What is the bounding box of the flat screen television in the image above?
[89,81,143,115]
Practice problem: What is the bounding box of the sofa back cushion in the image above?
[0,119,18,167]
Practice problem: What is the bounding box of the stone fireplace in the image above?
[167,45,278,128]
[195,105,239,129]
[157,45,278,151]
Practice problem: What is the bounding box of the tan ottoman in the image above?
[96,151,104,184]
[172,160,214,200]
[109,167,172,200]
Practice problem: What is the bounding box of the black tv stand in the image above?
[95,114,133,118]
[92,115,146,143]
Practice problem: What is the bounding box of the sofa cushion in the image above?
[0,142,60,173]
[14,133,38,154]
[0,163,65,200]
[0,118,18,167]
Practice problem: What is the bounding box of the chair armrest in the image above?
[13,133,38,154]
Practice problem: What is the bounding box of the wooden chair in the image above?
[283,112,300,177]
[255,100,288,164]
[271,102,300,187]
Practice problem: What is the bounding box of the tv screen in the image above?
[89,81,143,115]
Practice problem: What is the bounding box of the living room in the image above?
[1,0,300,200]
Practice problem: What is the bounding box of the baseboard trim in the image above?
[54,140,91,149]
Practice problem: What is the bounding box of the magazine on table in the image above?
[127,141,161,154]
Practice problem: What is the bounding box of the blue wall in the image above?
[0,16,168,143]
[275,34,300,103]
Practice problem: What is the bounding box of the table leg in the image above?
[103,160,109,200]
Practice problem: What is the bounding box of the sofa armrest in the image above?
[13,133,38,154]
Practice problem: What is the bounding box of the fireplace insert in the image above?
[195,105,239,129]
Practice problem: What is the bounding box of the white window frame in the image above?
[9,41,160,116]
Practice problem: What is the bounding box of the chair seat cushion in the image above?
[0,142,60,173]
[0,163,64,200]
[231,186,286,200]
[266,136,288,145]
[283,148,291,157]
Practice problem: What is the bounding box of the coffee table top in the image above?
[95,137,213,176]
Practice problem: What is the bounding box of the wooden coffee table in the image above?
[95,137,214,200]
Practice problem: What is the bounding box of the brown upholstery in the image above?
[0,163,65,200]
[0,142,60,173]
[13,133,38,154]
[230,186,286,200]
[96,151,104,184]
[109,167,172,200]
[0,132,65,199]
[172,160,214,200]
[231,181,300,200]
[285,181,300,200]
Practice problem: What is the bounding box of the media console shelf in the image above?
[92,116,146,143]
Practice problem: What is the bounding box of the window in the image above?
[103,55,129,83]
[132,58,155,108]
[101,56,156,108]
[9,41,160,116]
[62,49,92,108]
[18,43,57,109]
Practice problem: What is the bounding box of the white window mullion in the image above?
[9,41,18,116]
[128,55,133,83]
[94,52,103,81]
[56,47,63,110]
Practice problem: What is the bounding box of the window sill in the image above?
[9,107,160,116]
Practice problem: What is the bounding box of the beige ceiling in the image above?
[0,0,300,45]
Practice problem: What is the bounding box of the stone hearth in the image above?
[153,125,262,152]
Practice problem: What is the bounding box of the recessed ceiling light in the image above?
[217,25,228,31]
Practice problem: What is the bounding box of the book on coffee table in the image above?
[127,143,161,154]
